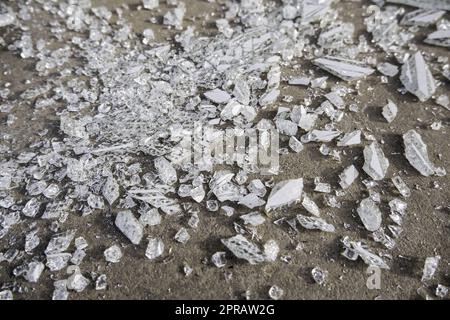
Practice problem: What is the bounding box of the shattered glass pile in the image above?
[0,0,449,300]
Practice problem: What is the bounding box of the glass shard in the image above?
[104,245,123,263]
[403,129,444,176]
[268,285,284,300]
[363,142,389,181]
[211,251,227,268]
[386,0,450,11]
[382,100,398,123]
[421,256,441,283]
[339,165,359,189]
[145,238,164,259]
[221,234,265,265]
[115,210,143,245]
[240,211,266,226]
[265,179,303,212]
[313,57,374,81]
[357,198,382,232]
[400,52,436,102]
[296,214,335,232]
[311,267,328,285]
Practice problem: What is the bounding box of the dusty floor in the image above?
[0,0,449,300]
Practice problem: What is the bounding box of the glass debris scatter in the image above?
[0,0,447,300]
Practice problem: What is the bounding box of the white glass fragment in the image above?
[377,62,399,77]
[174,227,190,244]
[400,52,436,102]
[240,211,266,226]
[143,0,159,10]
[0,290,13,300]
[95,274,108,291]
[403,129,444,176]
[425,30,450,47]
[115,210,143,245]
[204,88,231,104]
[268,285,284,300]
[139,208,161,226]
[357,198,382,232]
[211,251,227,268]
[265,179,303,212]
[238,193,265,209]
[296,214,335,232]
[289,136,304,153]
[341,237,390,269]
[45,230,76,255]
[263,239,279,262]
[401,9,445,27]
[421,256,441,283]
[221,234,265,265]
[102,176,119,205]
[313,57,374,81]
[311,267,328,285]
[146,238,164,259]
[301,193,320,217]
[154,157,177,185]
[386,0,450,11]
[339,165,359,189]
[391,176,411,197]
[66,267,90,293]
[363,142,389,181]
[104,245,122,263]
[382,100,398,123]
[337,130,361,146]
[23,261,45,283]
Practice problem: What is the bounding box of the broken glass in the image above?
[296,214,335,232]
[313,57,374,81]
[377,62,399,77]
[357,198,382,232]
[104,245,123,263]
[263,240,279,262]
[391,176,411,197]
[95,274,108,291]
[174,227,190,244]
[240,212,266,226]
[382,100,398,123]
[363,142,389,181]
[421,255,441,283]
[401,9,445,27]
[145,238,164,259]
[45,230,76,255]
[400,52,436,102]
[115,210,143,245]
[211,252,227,268]
[265,179,303,212]
[403,129,444,176]
[386,0,450,11]
[301,193,320,217]
[339,165,359,189]
[311,267,328,285]
[341,237,390,269]
[221,234,265,265]
[268,285,284,300]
